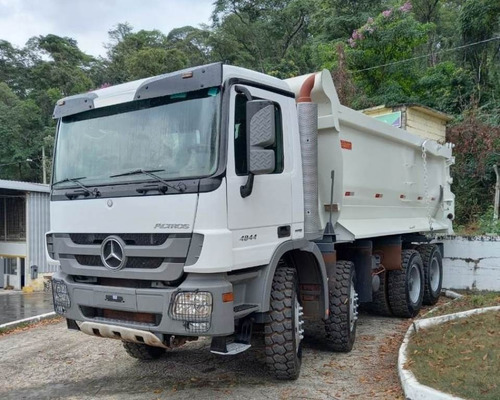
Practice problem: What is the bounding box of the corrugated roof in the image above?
[0,179,50,193]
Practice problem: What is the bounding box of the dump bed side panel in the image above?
[286,71,454,242]
[334,105,454,240]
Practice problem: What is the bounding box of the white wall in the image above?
[0,242,26,290]
[442,236,500,291]
[0,241,27,257]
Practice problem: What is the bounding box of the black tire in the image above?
[264,264,303,380]
[122,342,165,360]
[387,250,424,318]
[324,261,358,352]
[365,270,392,316]
[416,244,443,306]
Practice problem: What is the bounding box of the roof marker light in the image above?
[182,72,194,79]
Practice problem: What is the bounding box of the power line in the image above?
[353,36,500,73]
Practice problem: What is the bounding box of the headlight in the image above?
[52,279,71,314]
[46,234,56,260]
[171,291,213,322]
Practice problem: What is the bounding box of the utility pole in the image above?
[494,165,499,221]
[42,146,47,185]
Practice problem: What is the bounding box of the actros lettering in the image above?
[154,223,190,229]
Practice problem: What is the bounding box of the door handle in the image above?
[277,225,291,238]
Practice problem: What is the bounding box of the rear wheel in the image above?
[417,244,443,305]
[264,264,303,380]
[324,261,358,352]
[122,342,165,360]
[387,250,424,318]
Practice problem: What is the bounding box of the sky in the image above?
[0,0,214,57]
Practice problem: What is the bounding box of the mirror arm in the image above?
[240,173,254,198]
[235,85,252,101]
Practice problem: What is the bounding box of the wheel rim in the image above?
[408,263,422,304]
[294,295,304,353]
[430,257,440,293]
[349,279,359,332]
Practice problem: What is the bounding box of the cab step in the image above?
[211,341,251,356]
[210,317,252,355]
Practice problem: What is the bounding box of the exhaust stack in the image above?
[297,74,322,240]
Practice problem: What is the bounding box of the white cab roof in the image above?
[84,64,291,110]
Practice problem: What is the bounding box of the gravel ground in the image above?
[0,313,409,400]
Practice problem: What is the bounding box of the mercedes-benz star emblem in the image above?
[100,236,127,270]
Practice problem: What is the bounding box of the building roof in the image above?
[0,179,50,193]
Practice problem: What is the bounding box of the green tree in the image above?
[0,83,45,181]
[211,0,314,74]
[125,48,188,79]
[167,26,212,66]
[459,0,500,97]
[345,3,432,107]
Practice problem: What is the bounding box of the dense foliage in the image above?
[0,0,499,228]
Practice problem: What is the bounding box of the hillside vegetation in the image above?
[1,0,499,228]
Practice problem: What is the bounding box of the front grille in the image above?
[75,255,165,269]
[70,233,169,246]
[80,306,161,326]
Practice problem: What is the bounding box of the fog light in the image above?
[52,279,71,314]
[187,322,210,333]
[171,291,213,321]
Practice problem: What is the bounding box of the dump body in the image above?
[286,71,454,242]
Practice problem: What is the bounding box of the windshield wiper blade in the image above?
[110,169,164,178]
[53,176,91,194]
[52,176,99,199]
[110,169,185,193]
[52,176,88,187]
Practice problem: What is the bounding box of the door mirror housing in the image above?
[240,100,276,198]
[247,100,275,175]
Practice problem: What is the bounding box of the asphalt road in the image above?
[0,314,408,399]
[0,291,53,325]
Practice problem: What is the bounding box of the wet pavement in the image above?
[0,291,54,325]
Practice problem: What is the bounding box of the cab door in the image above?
[226,85,293,270]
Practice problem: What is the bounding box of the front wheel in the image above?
[122,342,165,360]
[387,250,424,318]
[324,260,358,352]
[264,263,303,380]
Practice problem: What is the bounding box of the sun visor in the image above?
[134,62,223,102]
[53,93,98,119]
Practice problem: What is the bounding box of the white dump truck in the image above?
[47,63,454,380]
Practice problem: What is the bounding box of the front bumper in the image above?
[52,270,235,337]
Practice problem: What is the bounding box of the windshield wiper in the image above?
[52,176,100,199]
[110,169,186,193]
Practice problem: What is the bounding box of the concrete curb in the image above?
[398,306,500,400]
[0,312,57,331]
[421,290,464,318]
[443,289,463,299]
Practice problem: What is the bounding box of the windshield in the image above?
[53,87,221,187]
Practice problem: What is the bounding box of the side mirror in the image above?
[241,100,276,198]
